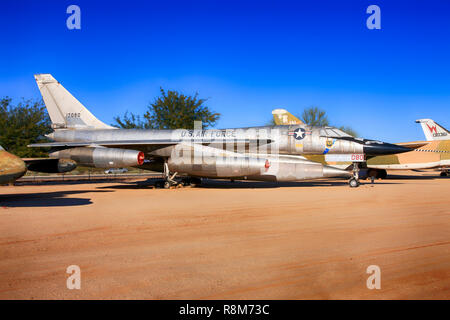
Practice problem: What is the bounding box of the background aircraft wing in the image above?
[395,141,429,149]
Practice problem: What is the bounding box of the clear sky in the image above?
[0,0,449,142]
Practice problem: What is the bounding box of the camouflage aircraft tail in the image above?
[34,74,114,130]
[416,119,449,141]
[272,109,304,125]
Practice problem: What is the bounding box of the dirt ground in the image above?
[0,172,449,299]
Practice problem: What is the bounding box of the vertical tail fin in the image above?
[415,119,449,141]
[272,109,304,125]
[34,74,114,130]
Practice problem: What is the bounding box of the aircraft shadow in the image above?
[97,178,399,190]
[0,190,112,208]
[383,174,448,180]
[15,178,129,187]
[197,179,398,189]
[96,178,158,189]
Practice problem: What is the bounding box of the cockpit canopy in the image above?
[319,126,354,138]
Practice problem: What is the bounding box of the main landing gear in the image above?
[154,162,179,189]
[367,169,387,180]
[440,170,448,177]
[154,162,202,189]
[349,162,361,188]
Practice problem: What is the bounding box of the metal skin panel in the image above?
[0,149,27,184]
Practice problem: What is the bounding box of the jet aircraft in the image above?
[29,74,410,188]
[366,119,450,178]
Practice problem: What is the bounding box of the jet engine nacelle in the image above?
[168,155,267,178]
[26,158,77,173]
[253,156,351,182]
[167,143,267,178]
[49,147,145,168]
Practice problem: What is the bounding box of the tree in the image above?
[113,88,220,129]
[338,126,358,137]
[301,106,329,126]
[112,111,150,129]
[0,97,51,157]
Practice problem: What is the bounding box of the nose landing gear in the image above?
[349,162,361,188]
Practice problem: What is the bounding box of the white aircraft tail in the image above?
[415,119,449,141]
[34,74,114,130]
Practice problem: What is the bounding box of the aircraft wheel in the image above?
[154,181,163,188]
[182,178,191,186]
[367,169,378,179]
[190,178,202,187]
[440,171,448,177]
[164,181,171,189]
[349,178,360,188]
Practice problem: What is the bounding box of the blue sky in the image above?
[0,0,449,141]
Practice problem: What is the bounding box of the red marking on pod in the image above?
[137,152,145,165]
[265,159,270,169]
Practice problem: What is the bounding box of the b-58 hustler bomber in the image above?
[29,74,410,188]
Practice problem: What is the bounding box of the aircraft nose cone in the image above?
[323,165,352,178]
[0,151,27,184]
[363,141,411,155]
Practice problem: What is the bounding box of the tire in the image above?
[349,178,360,188]
[164,182,171,189]
[154,181,163,188]
[440,171,448,177]
[368,169,378,179]
[190,178,202,187]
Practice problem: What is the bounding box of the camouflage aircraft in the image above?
[29,74,410,188]
[0,146,27,184]
[0,145,77,185]
[366,119,450,178]
[271,110,450,178]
